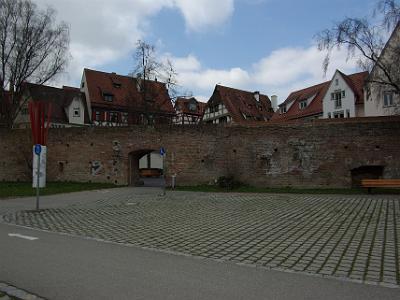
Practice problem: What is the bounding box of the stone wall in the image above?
[1,117,400,188]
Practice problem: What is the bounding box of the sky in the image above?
[35,0,376,103]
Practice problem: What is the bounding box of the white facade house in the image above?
[67,96,86,125]
[365,24,400,117]
[322,70,368,119]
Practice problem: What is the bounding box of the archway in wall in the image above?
[128,149,164,187]
[351,165,384,187]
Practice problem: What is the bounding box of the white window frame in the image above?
[383,91,394,107]
[299,100,307,110]
[73,107,80,117]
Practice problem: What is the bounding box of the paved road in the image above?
[2,188,399,287]
[1,222,399,300]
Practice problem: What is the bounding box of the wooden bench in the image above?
[361,179,400,193]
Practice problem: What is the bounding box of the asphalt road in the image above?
[0,222,399,300]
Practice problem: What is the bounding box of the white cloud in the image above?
[171,46,359,103]
[173,0,234,31]
[34,0,234,86]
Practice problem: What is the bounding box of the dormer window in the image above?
[299,100,307,109]
[188,103,196,111]
[103,93,114,102]
[280,106,287,114]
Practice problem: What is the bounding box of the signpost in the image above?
[29,101,52,211]
[160,147,166,196]
[34,144,41,211]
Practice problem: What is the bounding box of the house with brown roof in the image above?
[202,85,274,124]
[174,97,206,125]
[365,23,400,116]
[81,68,175,126]
[14,83,89,128]
[322,70,368,118]
[271,70,368,122]
[271,81,330,122]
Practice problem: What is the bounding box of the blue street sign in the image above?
[160,147,166,156]
[34,144,42,155]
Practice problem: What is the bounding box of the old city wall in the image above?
[1,118,399,188]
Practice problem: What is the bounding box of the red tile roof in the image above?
[271,81,330,122]
[174,97,206,116]
[271,71,369,122]
[207,85,274,123]
[338,71,368,104]
[83,68,174,114]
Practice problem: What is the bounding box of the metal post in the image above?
[36,151,40,211]
[162,154,166,196]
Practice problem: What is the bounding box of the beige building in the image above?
[365,23,400,116]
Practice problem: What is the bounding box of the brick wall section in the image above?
[1,117,400,188]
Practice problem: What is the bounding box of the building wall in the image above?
[67,97,85,125]
[1,118,400,188]
[322,72,357,118]
[365,26,400,116]
[365,88,400,116]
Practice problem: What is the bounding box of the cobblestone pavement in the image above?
[1,189,400,287]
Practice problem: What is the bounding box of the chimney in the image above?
[271,95,278,112]
[253,91,260,102]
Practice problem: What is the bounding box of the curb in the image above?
[0,283,45,300]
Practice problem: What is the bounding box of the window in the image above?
[103,93,114,102]
[280,106,287,114]
[95,111,101,121]
[335,79,339,86]
[113,82,121,88]
[346,109,350,118]
[332,91,342,109]
[299,100,307,109]
[109,111,119,123]
[342,90,346,98]
[383,91,394,107]
[188,103,196,111]
[328,112,331,119]
[333,111,344,118]
[73,107,80,117]
[121,112,128,124]
[81,82,85,88]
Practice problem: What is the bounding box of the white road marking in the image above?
[8,233,39,241]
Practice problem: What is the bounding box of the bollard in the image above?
[171,174,176,189]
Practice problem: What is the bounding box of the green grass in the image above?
[0,182,118,199]
[171,184,400,195]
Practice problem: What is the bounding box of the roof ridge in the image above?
[216,84,268,97]
[289,80,330,95]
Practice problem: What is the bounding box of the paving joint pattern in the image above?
[1,189,399,288]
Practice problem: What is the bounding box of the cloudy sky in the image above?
[35,0,375,103]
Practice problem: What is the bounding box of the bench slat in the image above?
[361,179,400,188]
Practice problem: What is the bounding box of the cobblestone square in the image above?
[1,188,399,287]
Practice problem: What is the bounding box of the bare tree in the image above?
[315,0,400,94]
[0,0,69,128]
[377,0,400,30]
[132,40,178,125]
